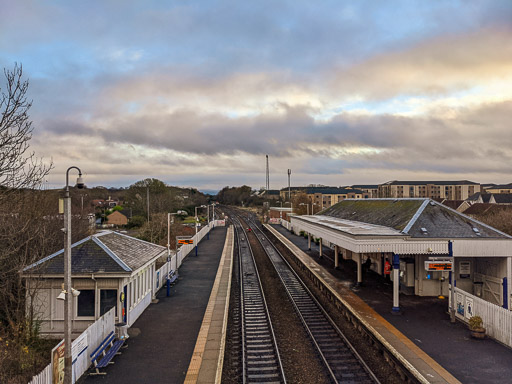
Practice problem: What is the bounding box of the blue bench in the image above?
[89,331,126,375]
[168,270,178,285]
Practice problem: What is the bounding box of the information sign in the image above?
[425,261,453,271]
[177,236,194,245]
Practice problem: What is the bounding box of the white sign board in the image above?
[71,332,88,363]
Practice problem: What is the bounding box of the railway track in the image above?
[238,211,380,384]
[232,215,286,384]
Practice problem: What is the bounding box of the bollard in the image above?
[166,277,170,297]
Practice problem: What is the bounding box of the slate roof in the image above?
[440,200,464,210]
[464,203,512,216]
[383,180,479,186]
[307,187,364,195]
[492,193,512,204]
[24,231,166,275]
[320,198,510,239]
[350,185,379,189]
[322,199,423,231]
[486,183,512,189]
[466,192,491,203]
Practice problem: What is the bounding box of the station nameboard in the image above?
[425,261,452,271]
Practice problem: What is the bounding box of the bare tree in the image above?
[0,64,59,383]
[0,63,51,192]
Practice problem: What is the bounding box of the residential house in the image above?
[106,211,128,226]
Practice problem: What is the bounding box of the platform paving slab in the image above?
[80,226,228,384]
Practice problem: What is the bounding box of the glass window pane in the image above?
[77,290,95,317]
[100,289,117,316]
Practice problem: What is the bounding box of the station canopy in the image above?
[290,199,512,256]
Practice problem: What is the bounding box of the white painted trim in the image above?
[402,199,430,234]
[291,216,449,254]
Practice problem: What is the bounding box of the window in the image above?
[77,289,95,317]
[100,289,117,316]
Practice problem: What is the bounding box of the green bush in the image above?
[469,315,483,330]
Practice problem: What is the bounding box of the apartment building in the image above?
[307,187,365,210]
[378,180,480,200]
[279,186,365,210]
[349,185,379,198]
[484,183,512,194]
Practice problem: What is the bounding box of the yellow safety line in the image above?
[184,226,233,384]
[215,228,234,384]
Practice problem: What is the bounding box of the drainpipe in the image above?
[449,241,455,323]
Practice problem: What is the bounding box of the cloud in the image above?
[327,27,512,101]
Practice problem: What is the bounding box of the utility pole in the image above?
[266,155,270,190]
[287,169,291,200]
[146,186,150,223]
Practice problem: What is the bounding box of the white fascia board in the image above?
[402,199,430,234]
[291,216,448,255]
[452,239,512,257]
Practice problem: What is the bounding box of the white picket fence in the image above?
[28,307,115,384]
[155,220,223,291]
[281,219,292,231]
[30,220,225,384]
[451,287,512,347]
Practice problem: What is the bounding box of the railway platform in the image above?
[268,223,512,384]
[81,226,229,384]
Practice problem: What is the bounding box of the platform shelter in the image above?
[289,198,512,313]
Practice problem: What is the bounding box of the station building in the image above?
[288,198,512,310]
[22,231,168,336]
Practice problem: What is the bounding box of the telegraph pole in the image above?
[266,155,270,190]
[287,169,291,200]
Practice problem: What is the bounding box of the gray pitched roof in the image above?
[321,198,510,239]
[322,199,424,231]
[383,180,479,186]
[24,231,166,275]
[492,193,512,204]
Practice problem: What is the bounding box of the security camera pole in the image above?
[64,166,84,384]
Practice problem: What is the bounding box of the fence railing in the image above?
[281,219,292,231]
[28,307,115,384]
[451,287,512,347]
[155,220,223,292]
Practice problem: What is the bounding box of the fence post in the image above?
[503,277,508,309]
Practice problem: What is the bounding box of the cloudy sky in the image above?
[1,1,511,191]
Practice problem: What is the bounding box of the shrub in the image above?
[469,315,483,330]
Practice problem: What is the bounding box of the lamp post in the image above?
[63,166,84,384]
[194,205,207,256]
[312,202,319,214]
[166,213,179,296]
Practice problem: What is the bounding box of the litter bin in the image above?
[115,322,129,340]
[474,282,483,298]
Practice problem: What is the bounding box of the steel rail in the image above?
[231,214,286,384]
[241,212,380,384]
